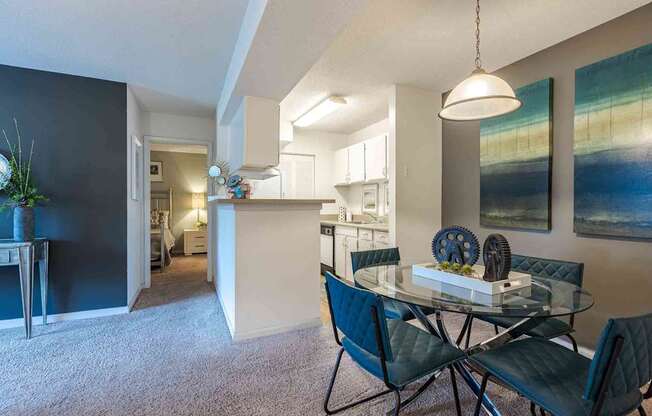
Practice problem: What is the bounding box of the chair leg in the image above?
[639,406,647,416]
[465,316,474,349]
[456,315,472,346]
[392,390,401,416]
[494,324,499,335]
[449,366,462,416]
[566,334,579,353]
[473,373,490,416]
[324,348,393,415]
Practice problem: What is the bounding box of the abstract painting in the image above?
[574,43,652,238]
[480,78,553,231]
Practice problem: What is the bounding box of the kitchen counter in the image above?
[209,197,335,205]
[320,220,389,232]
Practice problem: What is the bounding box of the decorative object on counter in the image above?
[431,225,479,266]
[338,206,346,222]
[480,78,553,231]
[226,174,251,199]
[438,0,521,121]
[150,160,163,182]
[482,234,511,282]
[208,160,229,187]
[1,119,48,241]
[574,42,652,239]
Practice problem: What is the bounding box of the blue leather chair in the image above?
[462,254,584,351]
[323,272,465,415]
[471,313,652,416]
[351,247,435,321]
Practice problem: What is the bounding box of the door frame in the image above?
[143,135,215,289]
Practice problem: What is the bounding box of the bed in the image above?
[151,189,175,271]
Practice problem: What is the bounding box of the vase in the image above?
[13,206,35,241]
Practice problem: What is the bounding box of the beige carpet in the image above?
[0,255,648,415]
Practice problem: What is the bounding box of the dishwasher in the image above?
[320,224,335,276]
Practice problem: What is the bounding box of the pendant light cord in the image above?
[475,0,482,69]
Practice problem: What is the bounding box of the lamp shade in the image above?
[192,192,206,209]
[439,69,522,121]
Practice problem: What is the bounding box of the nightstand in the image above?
[184,228,207,255]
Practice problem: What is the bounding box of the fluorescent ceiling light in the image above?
[293,96,347,127]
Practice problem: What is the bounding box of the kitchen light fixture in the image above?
[293,96,347,127]
[439,0,521,121]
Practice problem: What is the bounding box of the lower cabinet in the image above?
[335,234,346,278]
[333,226,391,280]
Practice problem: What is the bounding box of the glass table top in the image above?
[353,264,594,318]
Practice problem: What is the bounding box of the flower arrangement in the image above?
[437,261,476,277]
[0,119,47,210]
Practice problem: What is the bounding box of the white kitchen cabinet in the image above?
[358,239,373,251]
[348,142,366,184]
[335,234,347,277]
[365,135,387,181]
[320,234,333,267]
[373,231,390,249]
[334,148,349,185]
[344,236,358,281]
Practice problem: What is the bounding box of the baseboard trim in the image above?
[552,337,595,358]
[128,285,143,311]
[231,318,322,342]
[0,306,130,330]
[217,291,236,337]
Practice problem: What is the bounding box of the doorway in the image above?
[142,135,214,291]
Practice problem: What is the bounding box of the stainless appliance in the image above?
[320,224,335,275]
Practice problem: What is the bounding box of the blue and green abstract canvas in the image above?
[574,43,652,238]
[480,78,553,231]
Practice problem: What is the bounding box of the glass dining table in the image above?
[354,263,594,416]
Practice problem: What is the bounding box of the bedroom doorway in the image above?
[143,136,214,292]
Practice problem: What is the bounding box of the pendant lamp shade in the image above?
[439,69,521,121]
[437,0,521,121]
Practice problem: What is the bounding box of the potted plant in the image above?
[1,120,47,241]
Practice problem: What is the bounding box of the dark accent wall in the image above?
[0,65,127,319]
[442,5,652,347]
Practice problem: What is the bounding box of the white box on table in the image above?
[412,263,531,295]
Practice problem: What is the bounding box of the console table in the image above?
[0,239,49,339]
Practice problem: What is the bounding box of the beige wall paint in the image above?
[391,85,442,263]
[442,5,652,348]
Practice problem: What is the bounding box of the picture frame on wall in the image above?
[150,161,163,182]
[131,135,142,201]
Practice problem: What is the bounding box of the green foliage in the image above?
[1,119,47,210]
[461,264,474,276]
[439,261,450,270]
[450,262,462,273]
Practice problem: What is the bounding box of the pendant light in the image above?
[439,0,521,121]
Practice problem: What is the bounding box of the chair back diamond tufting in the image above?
[324,272,393,361]
[584,313,652,406]
[351,248,401,275]
[511,254,584,287]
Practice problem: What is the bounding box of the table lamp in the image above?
[192,192,206,228]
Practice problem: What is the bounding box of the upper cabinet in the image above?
[334,148,349,185]
[364,135,387,182]
[334,135,388,186]
[348,142,366,184]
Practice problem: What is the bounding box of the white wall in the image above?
[278,129,349,214]
[347,118,389,146]
[126,86,144,309]
[143,112,216,142]
[389,85,442,263]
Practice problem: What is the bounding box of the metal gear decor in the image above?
[482,234,511,282]
[431,226,480,266]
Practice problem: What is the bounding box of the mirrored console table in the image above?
[0,239,49,339]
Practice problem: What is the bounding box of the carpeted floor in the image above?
[1,256,649,415]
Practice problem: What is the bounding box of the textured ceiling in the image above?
[282,0,651,134]
[0,0,247,117]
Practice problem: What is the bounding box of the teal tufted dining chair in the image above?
[323,272,465,415]
[470,312,652,416]
[351,247,436,321]
[461,254,584,351]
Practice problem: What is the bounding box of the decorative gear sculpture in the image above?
[482,234,511,282]
[431,226,480,266]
